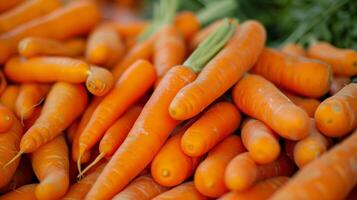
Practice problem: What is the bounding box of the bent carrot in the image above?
[283,90,320,117]
[330,76,351,95]
[194,135,245,198]
[233,74,310,140]
[152,182,208,200]
[181,101,241,157]
[280,43,305,57]
[0,104,15,133]
[0,70,7,96]
[0,85,20,111]
[0,184,37,200]
[241,119,280,164]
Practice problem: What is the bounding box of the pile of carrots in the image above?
[0,0,357,200]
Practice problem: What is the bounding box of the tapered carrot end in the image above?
[3,150,23,168]
[77,152,105,179]
[77,153,83,180]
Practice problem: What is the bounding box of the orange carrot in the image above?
[189,19,225,51]
[307,41,357,76]
[30,135,69,200]
[0,184,37,200]
[174,11,200,40]
[315,83,357,137]
[194,135,246,197]
[0,104,15,133]
[0,0,24,13]
[23,106,42,131]
[0,0,62,33]
[330,76,351,95]
[18,37,86,58]
[170,20,266,120]
[0,70,7,96]
[270,129,357,200]
[252,48,332,98]
[181,101,241,157]
[0,85,19,111]
[0,0,100,63]
[241,119,280,164]
[112,175,169,200]
[280,43,306,57]
[283,90,320,117]
[153,182,208,200]
[102,20,148,38]
[218,177,289,200]
[233,74,310,140]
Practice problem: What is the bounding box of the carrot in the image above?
[102,20,148,38]
[0,104,15,133]
[241,119,280,164]
[153,182,208,200]
[330,76,351,95]
[18,37,86,58]
[189,19,225,51]
[218,177,289,200]
[0,118,23,188]
[280,43,306,57]
[315,83,357,137]
[283,90,320,117]
[174,11,200,41]
[252,48,332,98]
[23,106,41,131]
[4,56,114,96]
[233,74,310,140]
[181,101,241,157]
[0,0,62,33]
[0,85,19,111]
[112,175,169,200]
[270,129,357,200]
[30,135,69,200]
[66,119,78,145]
[0,0,24,12]
[170,20,266,120]
[151,127,200,187]
[194,135,246,197]
[0,0,100,63]
[86,25,125,67]
[85,20,236,200]
[307,41,357,76]
[0,184,37,200]
[225,153,294,191]
[0,70,7,96]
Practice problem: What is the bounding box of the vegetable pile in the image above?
[0,0,356,200]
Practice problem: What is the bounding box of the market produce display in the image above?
[0,0,356,200]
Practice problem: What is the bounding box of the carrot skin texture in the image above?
[85,65,196,200]
[181,101,241,157]
[280,43,306,57]
[315,83,357,137]
[0,104,15,133]
[0,184,37,200]
[233,74,310,140]
[86,65,114,96]
[0,85,20,112]
[152,182,208,200]
[283,90,320,117]
[330,76,351,95]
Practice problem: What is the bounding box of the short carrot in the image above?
[0,85,20,111]
[233,74,310,140]
[283,90,321,117]
[241,119,280,164]
[252,48,332,98]
[0,104,15,133]
[181,101,241,157]
[194,135,246,198]
[152,182,208,200]
[315,83,357,137]
[280,43,306,57]
[0,70,7,96]
[0,184,37,200]
[330,76,351,95]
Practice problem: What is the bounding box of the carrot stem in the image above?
[196,0,237,26]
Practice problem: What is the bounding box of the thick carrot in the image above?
[112,175,169,200]
[30,135,69,200]
[218,177,289,200]
[241,119,280,164]
[307,41,357,76]
[0,0,24,13]
[270,129,357,200]
[194,135,246,198]
[280,43,306,57]
[23,106,41,131]
[181,101,241,157]
[0,104,15,133]
[0,0,62,33]
[0,70,7,96]
[283,90,320,117]
[225,153,294,191]
[0,184,37,200]
[233,74,310,140]
[330,76,351,95]
[18,37,86,58]
[0,85,19,111]
[153,182,208,200]
[252,48,332,98]
[189,19,224,51]
[170,20,266,120]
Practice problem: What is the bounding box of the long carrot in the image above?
[252,48,332,98]
[330,76,351,95]
[0,70,7,96]
[241,119,280,164]
[0,184,37,200]
[152,182,208,200]
[0,0,24,13]
[0,85,19,112]
[270,129,357,200]
[233,74,310,140]
[194,135,245,198]
[85,20,236,200]
[280,43,306,57]
[0,0,100,63]
[283,90,320,117]
[181,101,241,157]
[225,153,294,191]
[0,104,15,133]
[307,41,357,76]
[170,20,266,120]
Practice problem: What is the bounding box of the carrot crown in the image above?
[184,18,237,73]
[197,0,237,26]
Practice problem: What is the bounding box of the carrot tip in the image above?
[78,153,105,178]
[3,150,23,168]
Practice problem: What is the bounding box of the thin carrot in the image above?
[280,43,306,57]
[18,37,86,58]
[283,90,321,117]
[330,76,351,95]
[0,0,62,33]
[194,135,246,198]
[225,153,294,191]
[0,0,24,13]
[170,20,266,120]
[241,118,280,164]
[270,129,357,200]
[218,177,289,200]
[30,135,69,200]
[307,41,357,76]
[0,184,37,200]
[181,101,241,157]
[233,74,310,140]
[0,70,7,96]
[0,0,100,63]
[0,104,15,133]
[23,106,42,131]
[252,48,332,98]
[315,83,357,137]
[0,85,20,112]
[189,19,225,51]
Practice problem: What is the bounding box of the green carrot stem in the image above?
[196,0,237,26]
